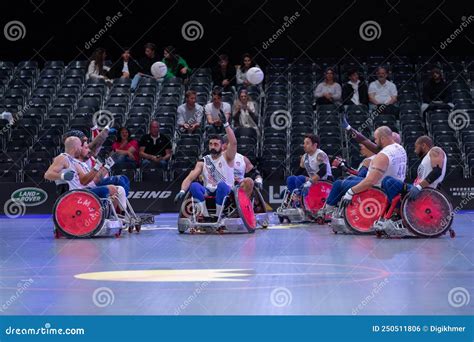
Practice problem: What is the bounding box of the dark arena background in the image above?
[0,1,473,341]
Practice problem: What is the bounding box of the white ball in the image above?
[246,67,264,85]
[151,62,167,78]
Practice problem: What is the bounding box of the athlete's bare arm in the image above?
[44,155,68,181]
[180,162,204,192]
[351,153,388,194]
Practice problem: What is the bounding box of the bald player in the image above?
[341,126,407,206]
[381,135,447,202]
[44,137,125,209]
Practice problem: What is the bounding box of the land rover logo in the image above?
[11,187,48,207]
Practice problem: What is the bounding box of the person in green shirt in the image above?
[163,46,191,79]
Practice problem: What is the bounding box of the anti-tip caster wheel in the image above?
[449,229,456,238]
[135,224,141,233]
[316,217,325,225]
[375,231,382,238]
[128,226,133,233]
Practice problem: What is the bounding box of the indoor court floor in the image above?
[0,212,473,315]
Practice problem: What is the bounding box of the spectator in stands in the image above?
[177,90,204,134]
[421,67,453,113]
[368,66,398,111]
[139,120,172,168]
[163,46,191,80]
[212,54,236,92]
[111,127,139,167]
[108,48,139,80]
[314,67,342,105]
[233,89,258,133]
[236,53,259,87]
[205,87,232,134]
[131,43,159,91]
[86,48,111,82]
[341,69,369,106]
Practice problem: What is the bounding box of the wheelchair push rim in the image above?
[53,190,104,238]
[344,187,388,234]
[401,188,453,237]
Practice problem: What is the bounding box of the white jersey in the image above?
[303,149,332,180]
[201,154,235,192]
[233,153,246,182]
[56,153,83,190]
[414,148,447,188]
[369,143,407,186]
[73,159,97,188]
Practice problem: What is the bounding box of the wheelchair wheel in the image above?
[303,181,333,217]
[344,187,389,234]
[53,190,104,238]
[401,188,453,237]
[234,187,257,233]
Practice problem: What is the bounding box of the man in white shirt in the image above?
[368,67,397,111]
[205,88,232,134]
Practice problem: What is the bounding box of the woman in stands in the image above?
[163,46,191,80]
[86,47,111,83]
[232,88,259,135]
[236,53,259,87]
[112,127,140,168]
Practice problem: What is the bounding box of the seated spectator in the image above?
[236,53,259,87]
[107,48,139,80]
[314,67,342,105]
[233,89,258,133]
[86,48,111,82]
[163,46,191,80]
[131,43,159,91]
[205,88,232,134]
[177,90,204,134]
[421,67,453,113]
[139,120,172,169]
[112,127,139,167]
[368,66,398,111]
[212,54,236,92]
[341,69,369,106]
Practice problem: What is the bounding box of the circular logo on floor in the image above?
[11,187,48,207]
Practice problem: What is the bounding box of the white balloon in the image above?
[246,67,264,85]
[151,62,167,78]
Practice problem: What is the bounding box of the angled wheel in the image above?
[303,181,333,217]
[401,188,453,238]
[234,186,257,233]
[344,187,389,234]
[53,190,104,238]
